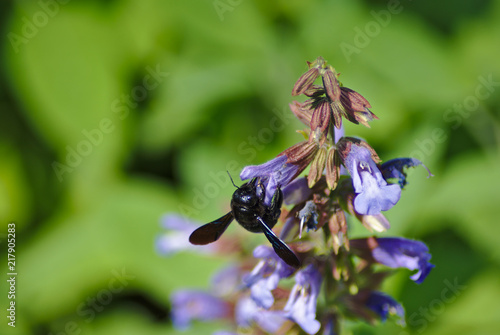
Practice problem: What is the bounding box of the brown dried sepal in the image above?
[279,141,319,178]
[292,67,320,96]
[289,101,312,127]
[349,236,379,262]
[329,208,348,254]
[336,137,381,164]
[309,193,329,231]
[325,147,340,190]
[340,87,378,127]
[322,67,341,102]
[307,146,327,188]
[303,85,325,98]
[310,99,331,141]
[330,100,344,129]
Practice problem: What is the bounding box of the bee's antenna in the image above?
[227,171,239,189]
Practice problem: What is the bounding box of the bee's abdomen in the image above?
[231,204,262,233]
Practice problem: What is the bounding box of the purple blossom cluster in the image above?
[158,57,434,334]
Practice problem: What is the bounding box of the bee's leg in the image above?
[266,186,283,224]
[256,178,266,203]
[249,177,259,188]
[272,186,284,209]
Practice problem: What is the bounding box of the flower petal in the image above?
[282,177,312,205]
[372,237,435,284]
[170,290,229,330]
[366,291,405,324]
[380,158,433,188]
[161,213,198,231]
[240,155,298,205]
[156,214,215,256]
[240,155,288,180]
[283,264,322,334]
[243,246,295,309]
[353,179,401,215]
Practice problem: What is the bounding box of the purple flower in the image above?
[372,237,434,284]
[210,264,241,297]
[282,177,312,206]
[380,158,433,188]
[366,291,405,324]
[235,296,288,333]
[334,125,348,176]
[235,296,259,328]
[282,264,322,334]
[255,310,289,333]
[156,214,215,255]
[344,144,401,215]
[243,245,296,309]
[170,290,230,330]
[240,155,299,205]
[333,124,344,144]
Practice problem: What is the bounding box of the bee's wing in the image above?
[257,216,301,268]
[189,212,234,245]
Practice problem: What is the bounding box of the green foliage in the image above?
[1,0,499,334]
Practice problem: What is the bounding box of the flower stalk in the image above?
[159,57,434,335]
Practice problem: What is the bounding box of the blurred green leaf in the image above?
[16,178,222,324]
[2,0,500,334]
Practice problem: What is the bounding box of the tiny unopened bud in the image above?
[309,56,326,69]
[348,283,359,295]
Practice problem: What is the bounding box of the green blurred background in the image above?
[1,0,499,334]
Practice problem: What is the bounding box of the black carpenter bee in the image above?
[189,177,301,268]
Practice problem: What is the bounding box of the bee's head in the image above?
[231,178,261,206]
